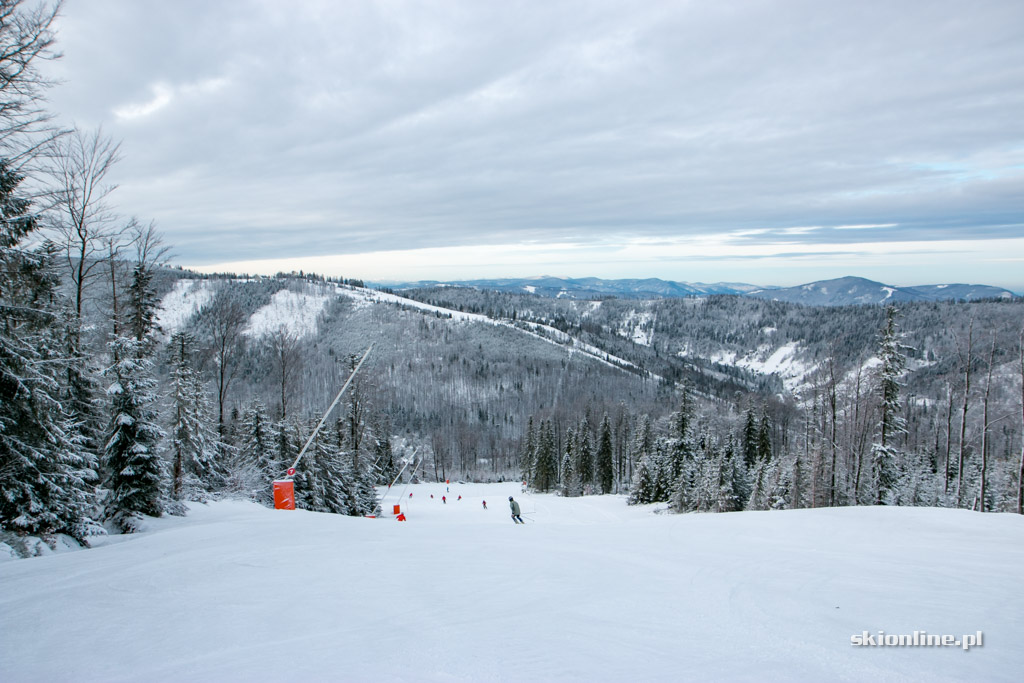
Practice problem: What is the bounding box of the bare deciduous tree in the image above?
[206,291,248,431]
[49,127,124,324]
[0,0,64,167]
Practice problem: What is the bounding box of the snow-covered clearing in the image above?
[155,279,215,335]
[244,288,331,339]
[618,309,655,346]
[1,484,1021,682]
[711,342,814,392]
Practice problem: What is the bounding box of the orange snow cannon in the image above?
[273,480,295,510]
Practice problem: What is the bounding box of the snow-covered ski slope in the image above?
[2,484,1022,682]
[335,285,658,379]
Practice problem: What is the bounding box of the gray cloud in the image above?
[43,0,1024,283]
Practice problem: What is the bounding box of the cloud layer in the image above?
[46,0,1024,287]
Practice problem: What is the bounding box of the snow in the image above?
[882,286,896,300]
[2,488,1022,682]
[244,288,331,339]
[711,342,813,392]
[523,285,536,294]
[617,309,655,346]
[155,279,215,335]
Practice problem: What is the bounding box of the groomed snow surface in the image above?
[2,483,1022,682]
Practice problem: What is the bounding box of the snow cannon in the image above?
[273,480,295,510]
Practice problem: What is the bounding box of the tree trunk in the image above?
[957,319,974,508]
[944,383,954,495]
[979,332,995,512]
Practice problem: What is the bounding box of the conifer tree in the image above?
[741,407,759,470]
[233,398,278,503]
[757,408,773,462]
[630,414,653,483]
[371,415,397,485]
[576,417,593,491]
[531,420,558,492]
[293,417,352,515]
[561,427,581,497]
[596,414,614,494]
[166,332,221,500]
[0,4,98,540]
[627,454,655,505]
[0,162,97,538]
[102,262,165,531]
[870,306,907,505]
[520,416,537,485]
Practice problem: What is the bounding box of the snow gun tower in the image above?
[273,344,374,510]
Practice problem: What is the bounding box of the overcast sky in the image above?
[45,0,1024,288]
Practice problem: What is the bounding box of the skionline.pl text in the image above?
[851,631,983,650]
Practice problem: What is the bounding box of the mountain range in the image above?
[377,275,1017,306]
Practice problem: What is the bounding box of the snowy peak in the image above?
[746,276,927,306]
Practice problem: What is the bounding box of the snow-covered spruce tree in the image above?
[102,262,166,531]
[576,417,593,492]
[62,328,105,477]
[596,414,614,494]
[715,439,750,512]
[520,416,537,486]
[231,398,278,503]
[741,407,759,470]
[560,427,581,497]
[293,417,352,515]
[652,442,679,503]
[628,414,653,492]
[745,457,778,511]
[0,162,97,539]
[894,449,936,507]
[757,407,773,463]
[869,306,907,505]
[371,415,398,486]
[344,384,379,515]
[315,419,354,515]
[667,395,698,511]
[627,454,655,505]
[166,332,221,501]
[686,433,720,512]
[531,420,558,492]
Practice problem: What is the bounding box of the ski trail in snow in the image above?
[335,284,662,381]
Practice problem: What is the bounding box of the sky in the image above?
[43,0,1024,289]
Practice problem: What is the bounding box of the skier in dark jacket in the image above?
[509,496,523,524]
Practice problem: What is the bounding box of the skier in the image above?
[442,495,446,504]
[509,496,523,524]
[482,500,487,509]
